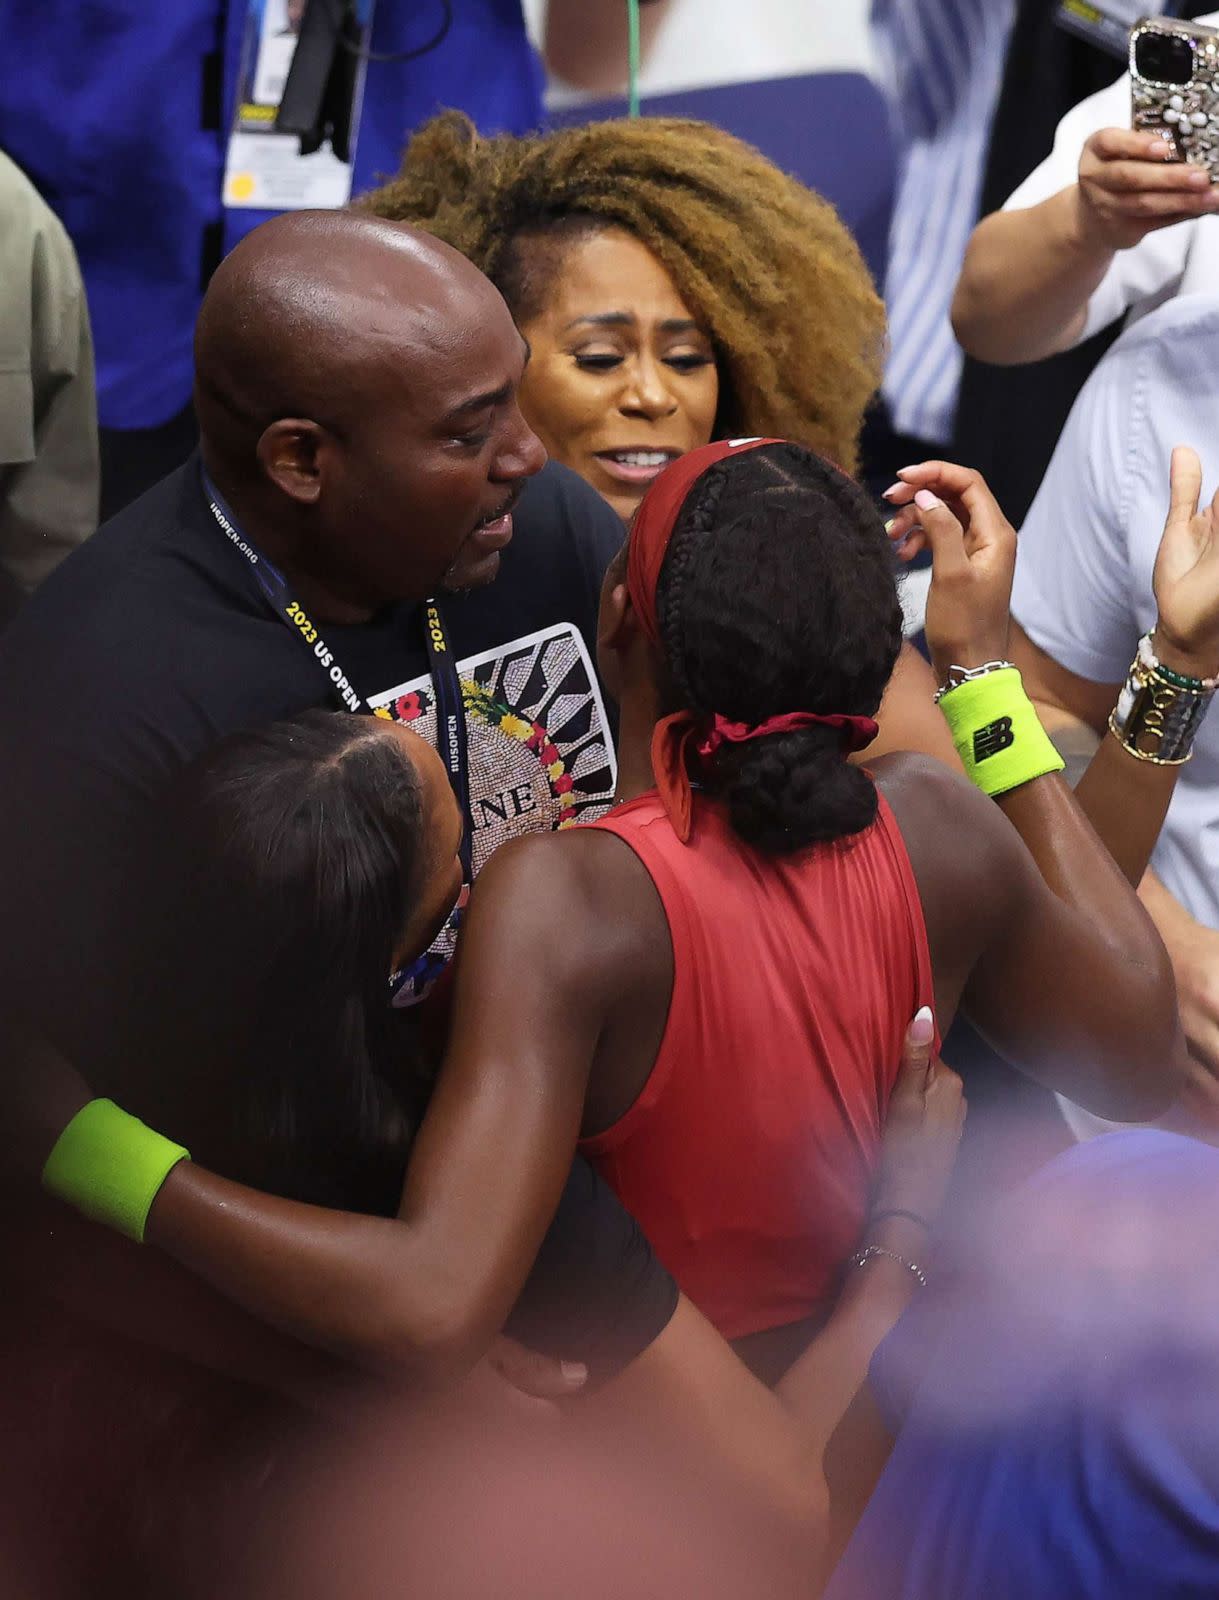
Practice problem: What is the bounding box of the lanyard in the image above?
[204,474,474,881]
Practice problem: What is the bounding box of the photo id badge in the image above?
[1056,2,1180,59]
[224,0,376,210]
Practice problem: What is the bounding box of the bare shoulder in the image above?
[871,749,993,829]
[464,823,669,996]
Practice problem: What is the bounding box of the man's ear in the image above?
[256,419,328,505]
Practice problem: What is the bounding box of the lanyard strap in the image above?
[205,479,366,713]
[203,474,474,880]
[422,598,475,882]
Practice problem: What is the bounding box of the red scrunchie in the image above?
[625,441,876,841]
[698,712,879,758]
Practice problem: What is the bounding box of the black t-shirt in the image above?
[0,455,620,1062]
[0,456,676,1375]
[507,1156,679,1384]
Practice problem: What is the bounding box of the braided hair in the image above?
[655,443,903,854]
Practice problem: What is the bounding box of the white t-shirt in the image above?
[1010,292,1219,935]
[1004,12,1219,348]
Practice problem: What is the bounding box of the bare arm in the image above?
[896,452,1219,883]
[885,463,1189,1118]
[952,187,1106,364]
[864,642,963,774]
[145,836,614,1381]
[11,838,625,1386]
[952,129,1217,365]
[542,0,671,93]
[1004,611,1219,1126]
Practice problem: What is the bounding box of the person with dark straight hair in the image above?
[135,711,435,1217]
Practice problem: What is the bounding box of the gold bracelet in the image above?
[1110,647,1213,765]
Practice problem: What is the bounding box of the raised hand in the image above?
[1151,445,1219,680]
[883,460,1017,683]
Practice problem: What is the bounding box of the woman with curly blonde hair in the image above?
[364,112,883,516]
[364,112,958,768]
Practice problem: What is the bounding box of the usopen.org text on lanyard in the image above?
[204,474,474,881]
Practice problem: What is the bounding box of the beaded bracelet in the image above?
[1137,632,1219,692]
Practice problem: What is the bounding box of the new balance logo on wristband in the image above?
[973,717,1015,763]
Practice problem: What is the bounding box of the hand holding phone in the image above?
[1131,16,1219,181]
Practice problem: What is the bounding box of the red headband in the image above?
[626,438,782,648]
[624,439,878,842]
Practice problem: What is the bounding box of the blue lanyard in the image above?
[203,473,474,881]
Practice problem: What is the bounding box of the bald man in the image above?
[0,211,623,1084]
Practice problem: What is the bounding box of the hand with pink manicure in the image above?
[872,1007,966,1232]
[882,461,1018,682]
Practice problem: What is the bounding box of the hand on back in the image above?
[1073,127,1219,252]
[872,1010,966,1232]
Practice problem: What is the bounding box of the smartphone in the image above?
[1130,15,1219,181]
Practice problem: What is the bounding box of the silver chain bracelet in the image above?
[933,659,1016,704]
[848,1243,928,1289]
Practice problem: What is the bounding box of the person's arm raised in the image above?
[888,452,1219,889]
[883,462,1186,1119]
[952,130,1217,365]
[1005,625,1219,1124]
[542,0,672,93]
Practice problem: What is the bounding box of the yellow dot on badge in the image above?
[228,173,256,202]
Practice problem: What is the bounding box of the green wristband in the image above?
[41,1098,190,1243]
[938,667,1065,798]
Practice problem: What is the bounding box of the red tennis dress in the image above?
[577,789,935,1339]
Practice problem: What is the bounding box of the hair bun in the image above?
[714,729,878,853]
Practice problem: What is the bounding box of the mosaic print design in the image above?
[369,623,617,877]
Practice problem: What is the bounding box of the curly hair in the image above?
[654,443,903,853]
[360,112,885,474]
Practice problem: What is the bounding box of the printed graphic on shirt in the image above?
[369,621,617,877]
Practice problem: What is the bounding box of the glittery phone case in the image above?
[1131,16,1219,182]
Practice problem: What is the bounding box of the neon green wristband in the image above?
[938,667,1065,798]
[41,1099,190,1244]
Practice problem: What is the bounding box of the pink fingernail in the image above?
[882,483,905,499]
[914,490,942,511]
[909,1006,935,1046]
